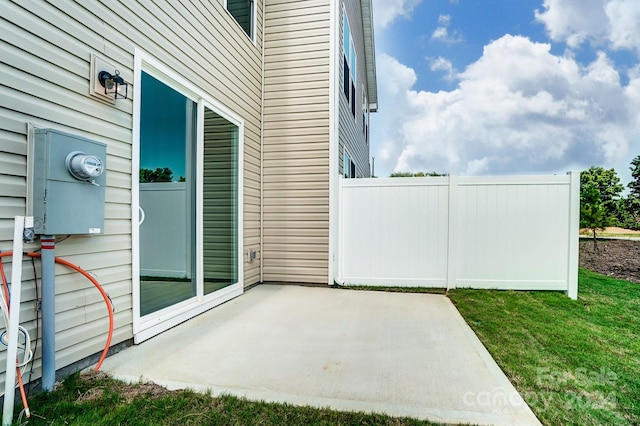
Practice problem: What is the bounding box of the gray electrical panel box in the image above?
[29,129,107,235]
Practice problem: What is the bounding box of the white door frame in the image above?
[131,49,244,343]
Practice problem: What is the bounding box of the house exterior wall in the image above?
[262,0,375,284]
[0,0,262,389]
[0,0,378,392]
[262,0,332,283]
[338,0,371,178]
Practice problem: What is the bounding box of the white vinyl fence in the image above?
[337,173,580,298]
[139,182,191,278]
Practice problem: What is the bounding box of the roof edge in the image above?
[360,0,378,112]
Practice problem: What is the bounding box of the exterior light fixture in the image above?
[97,69,128,100]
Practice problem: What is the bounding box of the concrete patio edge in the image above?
[99,285,542,425]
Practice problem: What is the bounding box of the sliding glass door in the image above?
[139,72,196,316]
[137,70,240,323]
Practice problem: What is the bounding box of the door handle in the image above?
[138,206,146,226]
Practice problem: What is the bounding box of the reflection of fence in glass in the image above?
[138,70,198,315]
[139,182,189,279]
[338,173,580,297]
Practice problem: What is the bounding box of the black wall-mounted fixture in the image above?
[98,70,128,100]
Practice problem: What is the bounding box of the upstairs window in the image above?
[226,0,255,40]
[344,151,356,178]
[349,40,357,84]
[351,84,356,117]
[343,57,350,99]
[342,8,357,118]
[362,86,369,142]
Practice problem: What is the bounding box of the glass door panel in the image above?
[139,72,197,316]
[203,107,238,294]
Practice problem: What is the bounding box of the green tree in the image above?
[580,167,624,248]
[580,184,609,248]
[625,155,640,229]
[629,155,640,197]
[390,171,447,177]
[390,172,414,177]
[140,167,174,183]
[580,166,623,218]
[615,197,640,230]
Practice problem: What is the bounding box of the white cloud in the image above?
[536,0,640,53]
[371,54,418,170]
[382,54,417,95]
[429,57,458,81]
[372,0,422,30]
[431,27,464,44]
[438,14,451,26]
[431,14,463,44]
[586,51,620,85]
[371,35,640,177]
[605,1,640,52]
[431,27,448,41]
[535,0,607,48]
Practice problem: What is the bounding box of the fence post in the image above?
[335,175,343,285]
[567,171,580,299]
[446,175,459,291]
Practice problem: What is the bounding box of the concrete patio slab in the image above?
[100,285,541,425]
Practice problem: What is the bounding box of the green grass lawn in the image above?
[13,269,639,425]
[448,269,640,426]
[18,372,437,426]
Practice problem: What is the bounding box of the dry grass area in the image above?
[580,227,640,237]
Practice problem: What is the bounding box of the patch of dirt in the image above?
[75,370,176,404]
[579,238,640,284]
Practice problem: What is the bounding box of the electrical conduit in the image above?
[40,236,55,391]
[0,250,114,422]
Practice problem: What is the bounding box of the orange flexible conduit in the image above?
[0,250,114,370]
[1,250,114,417]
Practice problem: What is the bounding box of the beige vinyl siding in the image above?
[339,0,369,177]
[203,111,238,282]
[0,0,262,390]
[263,0,331,283]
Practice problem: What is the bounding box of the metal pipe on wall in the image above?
[40,235,56,391]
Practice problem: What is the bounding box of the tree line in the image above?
[389,158,640,238]
[580,155,640,239]
[389,171,447,177]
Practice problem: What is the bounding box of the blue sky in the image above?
[370,0,640,186]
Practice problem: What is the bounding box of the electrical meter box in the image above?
[29,129,107,235]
